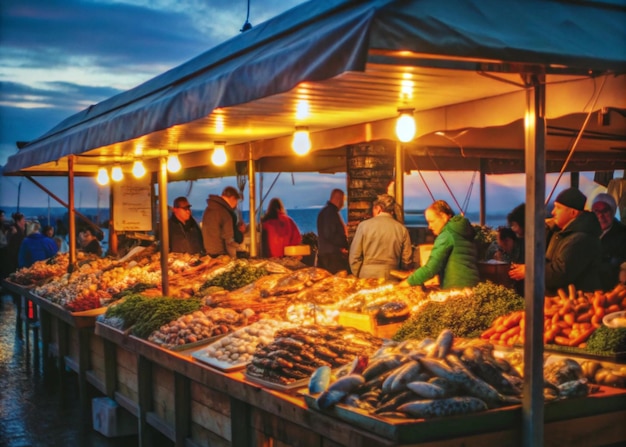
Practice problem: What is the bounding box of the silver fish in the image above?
[406,381,447,399]
[382,360,422,395]
[328,374,365,393]
[308,366,331,394]
[431,329,454,359]
[316,390,347,410]
[398,397,488,418]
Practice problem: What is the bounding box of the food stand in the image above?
[2,1,626,446]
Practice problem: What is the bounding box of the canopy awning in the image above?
[4,0,626,175]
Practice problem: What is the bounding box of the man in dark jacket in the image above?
[591,193,626,291]
[511,187,602,294]
[316,189,349,273]
[169,196,204,255]
[202,186,244,258]
[401,200,479,289]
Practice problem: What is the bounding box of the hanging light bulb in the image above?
[211,142,227,166]
[167,153,181,173]
[395,108,416,143]
[111,164,124,182]
[132,160,146,178]
[96,167,109,186]
[292,126,311,156]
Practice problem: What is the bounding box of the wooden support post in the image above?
[40,310,52,377]
[103,339,117,398]
[230,397,252,447]
[57,322,69,400]
[174,372,190,446]
[78,327,91,413]
[137,355,154,447]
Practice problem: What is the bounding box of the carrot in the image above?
[606,290,620,306]
[591,314,603,327]
[568,284,577,301]
[607,304,621,313]
[500,326,521,342]
[563,313,575,325]
[576,310,593,323]
[559,301,573,316]
[481,327,497,339]
[554,336,571,346]
[594,306,605,318]
[569,327,596,347]
[544,328,559,344]
[557,288,568,301]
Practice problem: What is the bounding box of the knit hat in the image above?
[555,187,586,211]
[592,193,617,216]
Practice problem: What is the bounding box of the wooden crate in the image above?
[338,311,404,340]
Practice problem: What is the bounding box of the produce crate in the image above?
[338,311,405,339]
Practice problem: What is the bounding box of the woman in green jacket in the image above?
[401,200,479,290]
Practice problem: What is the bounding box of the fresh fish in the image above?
[362,354,406,381]
[328,374,365,393]
[418,357,462,381]
[406,381,447,399]
[430,329,454,359]
[544,359,584,387]
[316,390,347,410]
[374,390,417,414]
[308,366,332,394]
[558,379,589,398]
[461,347,521,396]
[343,394,375,411]
[382,360,422,395]
[398,397,488,418]
[445,354,521,408]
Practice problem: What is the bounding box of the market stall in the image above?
[2,1,626,446]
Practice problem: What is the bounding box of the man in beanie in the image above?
[592,193,626,290]
[510,187,602,294]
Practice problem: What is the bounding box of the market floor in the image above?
[0,293,151,447]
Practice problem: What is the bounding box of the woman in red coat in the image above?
[261,198,301,258]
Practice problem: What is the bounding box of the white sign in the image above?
[113,177,152,231]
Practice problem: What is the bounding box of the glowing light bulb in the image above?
[96,168,109,186]
[111,165,124,182]
[211,143,227,166]
[132,160,146,178]
[292,127,311,156]
[395,111,416,143]
[167,154,181,173]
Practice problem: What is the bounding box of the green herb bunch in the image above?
[393,282,524,341]
[585,326,626,355]
[200,261,267,291]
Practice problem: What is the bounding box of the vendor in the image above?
[399,200,479,289]
[79,227,103,257]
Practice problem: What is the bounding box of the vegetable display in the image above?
[393,282,524,341]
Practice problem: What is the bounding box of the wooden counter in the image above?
[93,322,626,447]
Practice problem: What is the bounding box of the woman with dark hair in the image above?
[261,198,301,258]
[400,200,479,289]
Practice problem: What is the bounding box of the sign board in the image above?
[112,177,152,231]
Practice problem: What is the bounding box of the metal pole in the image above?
[395,141,404,223]
[522,73,546,447]
[479,159,486,226]
[68,156,77,272]
[158,156,169,296]
[248,144,257,257]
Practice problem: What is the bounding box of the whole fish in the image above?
[398,397,488,418]
[362,354,406,381]
[381,360,422,395]
[406,381,447,399]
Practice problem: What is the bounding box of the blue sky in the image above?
[0,0,608,215]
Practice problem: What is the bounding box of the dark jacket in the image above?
[407,214,480,289]
[82,239,102,257]
[316,202,348,255]
[545,211,602,293]
[18,233,59,268]
[5,226,26,273]
[169,214,204,255]
[598,219,626,291]
[202,195,242,257]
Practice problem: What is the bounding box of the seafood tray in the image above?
[300,390,516,443]
[245,371,309,393]
[192,354,247,372]
[159,334,225,353]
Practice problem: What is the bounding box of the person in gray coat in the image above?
[202,186,245,258]
[349,194,412,280]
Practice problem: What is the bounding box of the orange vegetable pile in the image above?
[481,283,626,348]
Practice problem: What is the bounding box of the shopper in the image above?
[400,200,479,289]
[509,187,602,294]
[78,227,103,257]
[168,196,204,255]
[591,193,626,290]
[316,189,349,273]
[349,194,412,280]
[18,221,59,268]
[261,198,301,258]
[202,186,245,258]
